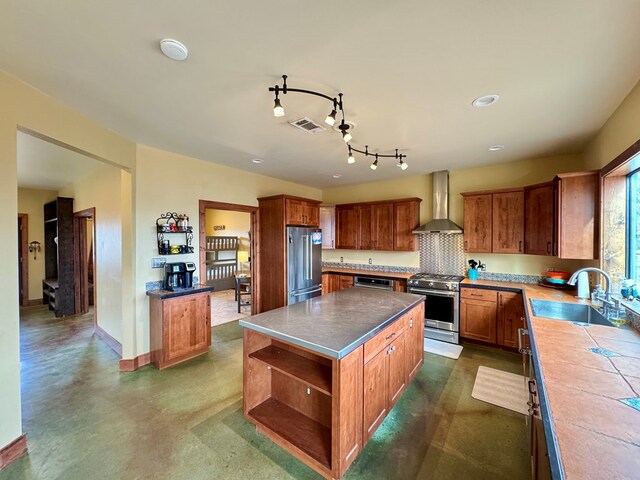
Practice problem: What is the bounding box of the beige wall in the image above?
[0,70,136,450]
[323,153,594,275]
[583,79,640,170]
[134,144,322,356]
[17,188,58,301]
[59,163,130,344]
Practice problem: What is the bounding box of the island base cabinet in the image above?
[149,292,211,369]
[243,329,363,480]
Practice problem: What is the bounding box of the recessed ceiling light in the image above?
[160,39,189,61]
[488,145,505,151]
[472,94,500,108]
[332,174,342,179]
[251,158,264,164]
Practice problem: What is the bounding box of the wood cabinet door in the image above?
[556,172,598,259]
[305,202,320,227]
[372,203,394,250]
[363,349,388,442]
[460,297,497,343]
[393,200,419,251]
[387,332,407,407]
[335,205,358,249]
[406,305,424,380]
[463,194,492,252]
[339,275,354,290]
[524,184,554,256]
[492,191,525,253]
[321,273,331,295]
[357,205,374,249]
[164,294,210,361]
[319,206,335,249]
[285,198,304,225]
[497,291,524,348]
[392,280,407,292]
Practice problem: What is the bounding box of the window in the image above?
[628,169,640,284]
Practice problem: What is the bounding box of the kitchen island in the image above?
[239,287,425,479]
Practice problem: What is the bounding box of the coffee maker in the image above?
[163,262,196,291]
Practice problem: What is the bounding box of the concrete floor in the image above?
[2,306,530,480]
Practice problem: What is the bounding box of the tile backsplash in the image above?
[322,262,420,274]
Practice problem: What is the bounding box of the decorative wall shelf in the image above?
[156,212,194,255]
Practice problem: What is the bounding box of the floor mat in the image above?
[423,338,463,359]
[471,366,529,415]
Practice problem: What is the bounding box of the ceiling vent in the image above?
[289,117,326,135]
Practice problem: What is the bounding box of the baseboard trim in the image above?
[119,353,151,372]
[94,325,123,357]
[26,299,44,307]
[0,434,27,469]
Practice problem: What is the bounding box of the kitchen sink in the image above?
[529,299,614,326]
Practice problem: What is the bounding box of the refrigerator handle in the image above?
[302,235,310,281]
[308,234,313,281]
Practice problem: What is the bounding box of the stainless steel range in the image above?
[408,273,464,344]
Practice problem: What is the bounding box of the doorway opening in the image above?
[74,208,96,317]
[199,200,258,326]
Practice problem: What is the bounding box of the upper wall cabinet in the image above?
[335,198,422,252]
[462,194,492,253]
[319,206,336,249]
[492,189,524,254]
[462,171,599,259]
[284,197,320,227]
[555,171,599,259]
[524,182,554,256]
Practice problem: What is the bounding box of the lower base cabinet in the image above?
[149,291,211,369]
[460,287,524,349]
[243,301,424,479]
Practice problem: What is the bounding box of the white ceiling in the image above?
[17,131,104,190]
[3,1,640,188]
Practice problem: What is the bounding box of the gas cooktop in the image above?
[408,272,465,291]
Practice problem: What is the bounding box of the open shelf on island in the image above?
[249,345,332,396]
[249,398,332,469]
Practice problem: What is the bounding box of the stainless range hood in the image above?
[412,170,463,234]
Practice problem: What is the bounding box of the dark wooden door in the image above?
[164,294,211,361]
[387,332,407,407]
[393,200,419,251]
[492,191,525,253]
[524,184,554,256]
[497,291,524,348]
[357,205,373,249]
[460,298,497,343]
[372,203,394,250]
[463,194,492,252]
[363,349,388,441]
[407,304,424,380]
[335,205,358,249]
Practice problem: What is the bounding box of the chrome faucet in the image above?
[568,267,614,312]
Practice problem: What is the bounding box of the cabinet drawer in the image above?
[460,287,497,302]
[364,317,405,364]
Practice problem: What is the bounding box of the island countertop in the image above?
[239,287,424,359]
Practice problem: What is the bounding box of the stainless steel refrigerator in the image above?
[287,226,323,305]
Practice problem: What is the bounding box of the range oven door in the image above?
[409,288,459,332]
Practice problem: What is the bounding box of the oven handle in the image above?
[408,288,458,297]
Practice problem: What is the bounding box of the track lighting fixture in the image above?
[268,74,409,172]
[348,146,408,171]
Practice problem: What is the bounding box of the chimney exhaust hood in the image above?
[412,170,463,234]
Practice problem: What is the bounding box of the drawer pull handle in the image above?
[386,332,396,340]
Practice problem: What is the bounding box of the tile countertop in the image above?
[462,279,640,480]
[239,287,424,359]
[321,267,414,279]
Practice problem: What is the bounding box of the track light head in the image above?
[273,98,285,117]
[370,158,378,170]
[342,131,352,143]
[348,154,355,164]
[325,109,337,126]
[398,159,408,170]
